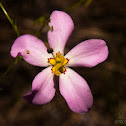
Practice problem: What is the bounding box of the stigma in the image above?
[48,52,69,76]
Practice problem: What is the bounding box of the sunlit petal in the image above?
[59,68,93,114]
[48,10,74,54]
[65,39,108,67]
[23,67,55,105]
[10,34,52,67]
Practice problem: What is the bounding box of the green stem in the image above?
[64,0,84,12]
[0,2,20,80]
[64,0,92,12]
[0,0,93,80]
[84,0,93,8]
[0,2,20,37]
[35,15,50,37]
[36,0,93,36]
[0,57,19,80]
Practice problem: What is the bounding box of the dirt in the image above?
[0,0,126,126]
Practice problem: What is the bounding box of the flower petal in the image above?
[10,34,52,67]
[59,68,93,114]
[48,10,74,54]
[65,39,109,67]
[23,67,55,105]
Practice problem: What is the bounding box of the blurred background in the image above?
[0,0,126,126]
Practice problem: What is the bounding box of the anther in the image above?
[26,50,30,54]
[50,26,53,32]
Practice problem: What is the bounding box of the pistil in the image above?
[48,52,69,76]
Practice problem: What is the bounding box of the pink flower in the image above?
[10,10,108,114]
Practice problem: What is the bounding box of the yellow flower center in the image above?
[48,52,69,76]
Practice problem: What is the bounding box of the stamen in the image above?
[48,58,56,65]
[50,26,53,32]
[26,50,30,54]
[52,53,56,59]
[48,52,69,76]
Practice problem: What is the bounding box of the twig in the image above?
[0,57,19,80]
[0,2,20,37]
